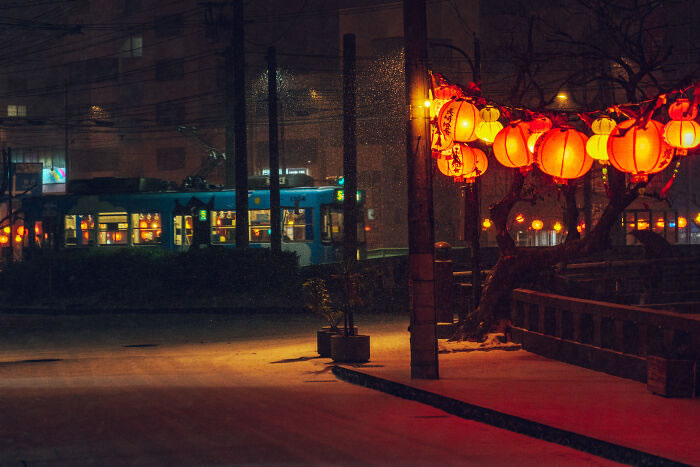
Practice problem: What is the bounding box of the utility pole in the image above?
[343,34,358,265]
[342,33,358,336]
[268,46,281,253]
[404,0,438,379]
[227,0,248,248]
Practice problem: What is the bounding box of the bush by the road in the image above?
[0,247,301,309]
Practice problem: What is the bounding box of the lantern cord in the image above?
[659,159,682,199]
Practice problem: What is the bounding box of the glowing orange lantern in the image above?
[482,219,492,229]
[115,232,122,242]
[2,226,9,234]
[607,119,673,183]
[475,121,503,144]
[139,220,148,229]
[591,117,616,134]
[437,144,480,181]
[664,120,700,153]
[14,235,21,243]
[535,128,592,182]
[515,214,525,223]
[0,235,8,244]
[668,98,697,121]
[16,226,24,236]
[678,216,687,228]
[553,222,562,233]
[462,147,488,183]
[431,126,453,153]
[438,99,480,142]
[531,219,543,230]
[529,116,552,133]
[493,122,531,170]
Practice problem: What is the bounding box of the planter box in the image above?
[647,356,696,398]
[317,326,358,358]
[331,334,370,363]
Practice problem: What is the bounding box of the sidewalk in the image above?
[333,333,699,466]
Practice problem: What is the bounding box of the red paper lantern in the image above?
[431,126,453,153]
[535,128,592,182]
[528,116,552,133]
[664,120,700,152]
[668,98,698,121]
[607,119,673,183]
[493,122,531,170]
[438,99,480,143]
[461,146,488,182]
[436,144,484,182]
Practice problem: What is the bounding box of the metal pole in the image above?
[267,47,281,253]
[343,33,358,336]
[405,0,438,379]
[233,0,248,248]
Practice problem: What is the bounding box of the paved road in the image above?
[0,312,618,465]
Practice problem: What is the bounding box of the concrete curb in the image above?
[332,365,689,467]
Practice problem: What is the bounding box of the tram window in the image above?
[321,206,365,244]
[132,213,162,245]
[174,215,193,246]
[211,210,236,244]
[250,209,271,243]
[98,212,128,245]
[65,214,95,246]
[282,208,312,242]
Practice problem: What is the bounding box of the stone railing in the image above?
[510,288,699,396]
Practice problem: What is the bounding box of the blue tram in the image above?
[21,177,365,266]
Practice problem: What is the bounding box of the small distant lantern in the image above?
[678,216,687,228]
[607,119,672,183]
[515,214,525,223]
[531,219,543,230]
[535,128,592,183]
[482,218,492,229]
[438,99,480,143]
[553,222,562,233]
[493,122,532,171]
[663,98,700,155]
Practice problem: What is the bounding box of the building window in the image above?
[119,35,142,58]
[7,105,26,117]
[211,210,236,244]
[155,13,184,37]
[131,213,162,245]
[65,214,95,246]
[156,147,185,171]
[98,212,129,245]
[156,101,186,126]
[155,58,184,81]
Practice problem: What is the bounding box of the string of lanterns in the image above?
[429,72,700,188]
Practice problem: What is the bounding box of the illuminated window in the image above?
[131,213,162,245]
[174,215,193,246]
[250,210,271,243]
[7,105,26,117]
[211,210,235,244]
[119,35,142,58]
[282,208,312,242]
[98,212,128,245]
[65,214,95,246]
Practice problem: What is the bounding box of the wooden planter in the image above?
[331,334,370,363]
[647,356,697,398]
[317,326,357,357]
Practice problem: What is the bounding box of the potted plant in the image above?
[303,278,347,357]
[329,262,370,363]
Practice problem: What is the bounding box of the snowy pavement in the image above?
[0,311,620,466]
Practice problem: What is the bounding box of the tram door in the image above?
[174,197,213,249]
